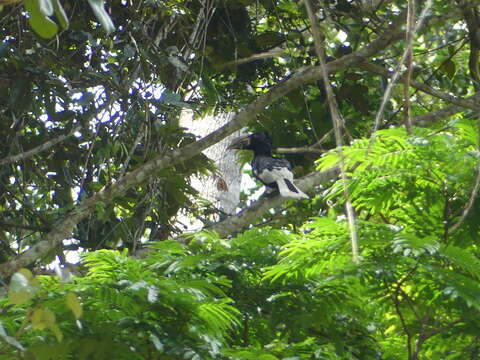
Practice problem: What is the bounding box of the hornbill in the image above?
[228,132,309,199]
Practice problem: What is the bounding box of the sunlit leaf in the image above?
[51,0,69,29]
[87,0,115,34]
[8,269,38,305]
[24,0,58,38]
[65,292,83,319]
[31,307,56,331]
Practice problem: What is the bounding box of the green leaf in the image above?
[31,308,55,330]
[439,245,480,281]
[440,59,456,79]
[87,0,115,34]
[51,0,69,29]
[201,76,219,104]
[8,269,38,304]
[258,355,280,360]
[30,308,63,341]
[255,31,284,49]
[65,292,83,319]
[24,0,58,39]
[38,0,53,16]
[51,323,63,342]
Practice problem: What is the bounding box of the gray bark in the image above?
[180,110,245,218]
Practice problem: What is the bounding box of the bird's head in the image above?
[227,132,272,151]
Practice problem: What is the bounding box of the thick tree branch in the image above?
[457,0,480,91]
[0,17,405,279]
[207,167,340,238]
[412,91,480,127]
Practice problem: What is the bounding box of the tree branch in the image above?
[412,91,480,127]
[0,125,81,166]
[0,220,50,232]
[358,62,480,111]
[304,0,359,263]
[403,0,415,134]
[219,48,286,68]
[413,318,464,358]
[448,123,480,235]
[207,167,340,238]
[274,147,324,154]
[371,0,433,136]
[0,17,405,279]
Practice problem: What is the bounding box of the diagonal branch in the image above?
[0,125,81,166]
[412,91,480,127]
[219,48,286,68]
[358,62,480,111]
[0,18,406,279]
[371,0,433,135]
[207,167,340,237]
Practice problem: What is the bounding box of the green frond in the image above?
[82,249,129,279]
[453,117,479,146]
[391,233,440,256]
[183,277,232,299]
[427,265,480,310]
[439,245,480,281]
[197,300,240,335]
[263,218,351,283]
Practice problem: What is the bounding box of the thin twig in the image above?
[274,147,324,154]
[119,123,146,178]
[371,0,433,137]
[311,129,333,148]
[403,0,415,134]
[389,280,413,359]
[413,318,464,358]
[219,48,285,68]
[0,221,50,232]
[303,0,359,263]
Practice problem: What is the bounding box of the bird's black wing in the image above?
[251,155,309,199]
[252,156,292,187]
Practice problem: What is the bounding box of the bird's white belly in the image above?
[256,167,293,184]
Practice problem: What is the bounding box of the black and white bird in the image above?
[228,132,309,199]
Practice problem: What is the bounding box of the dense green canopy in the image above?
[1,0,480,359]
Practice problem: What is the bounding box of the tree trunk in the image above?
[180,110,245,228]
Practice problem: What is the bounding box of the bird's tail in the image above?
[277,179,309,199]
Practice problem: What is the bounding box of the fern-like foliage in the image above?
[317,122,478,237]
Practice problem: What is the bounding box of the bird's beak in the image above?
[227,135,250,150]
